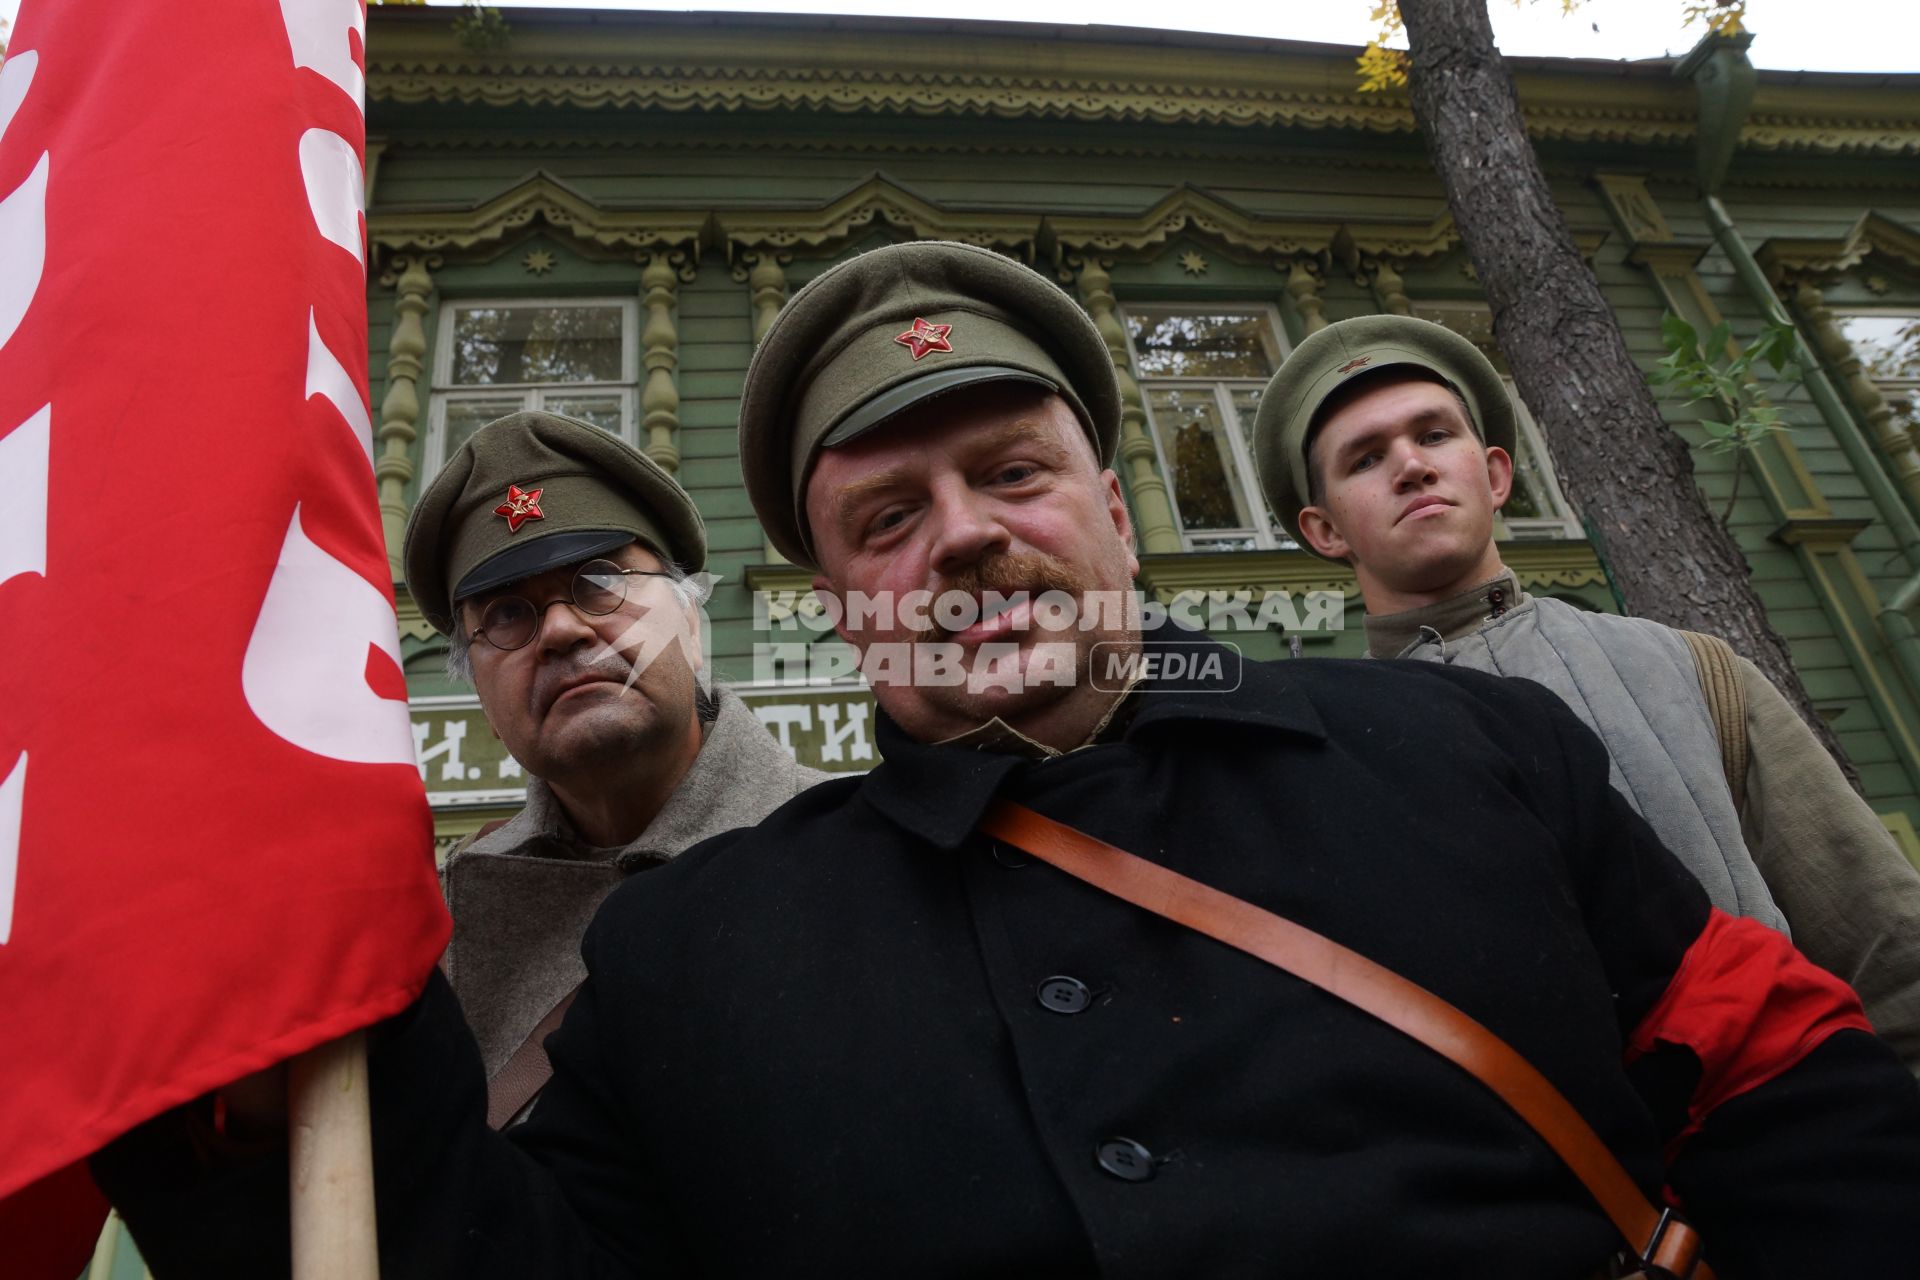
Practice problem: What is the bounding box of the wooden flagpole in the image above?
[288,1031,379,1279]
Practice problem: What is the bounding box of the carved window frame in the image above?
[1120,302,1294,553]
[422,296,642,484]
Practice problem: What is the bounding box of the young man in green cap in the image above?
[402,409,823,1124]
[95,248,1920,1277]
[1254,311,1920,1073]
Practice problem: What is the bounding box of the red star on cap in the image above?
[494,484,545,533]
[1337,356,1373,375]
[894,317,954,361]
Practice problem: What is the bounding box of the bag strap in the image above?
[980,801,1711,1280]
[1680,631,1750,811]
[485,985,580,1130]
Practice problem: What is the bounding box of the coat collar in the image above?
[1362,568,1528,659]
[461,684,820,869]
[860,624,1326,850]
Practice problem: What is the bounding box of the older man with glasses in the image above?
[402,410,824,1126]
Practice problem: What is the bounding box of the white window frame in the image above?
[422,296,641,485]
[1121,302,1295,552]
[1409,301,1582,541]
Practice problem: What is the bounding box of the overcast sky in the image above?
[2,1,1915,71]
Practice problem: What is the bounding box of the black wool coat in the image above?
[97,629,1920,1279]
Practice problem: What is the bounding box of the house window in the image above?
[423,298,639,481]
[1410,302,1583,540]
[1836,311,1920,442]
[1123,306,1292,551]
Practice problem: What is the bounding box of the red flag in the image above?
[0,0,450,1257]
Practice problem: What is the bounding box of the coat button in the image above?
[1036,975,1092,1014]
[1095,1137,1154,1182]
[990,842,1030,868]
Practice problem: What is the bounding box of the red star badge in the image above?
[894,317,954,361]
[1337,356,1373,375]
[493,484,545,533]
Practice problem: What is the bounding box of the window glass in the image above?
[1147,387,1255,533]
[1839,314,1920,443]
[1125,306,1291,551]
[1127,310,1282,379]
[450,303,625,386]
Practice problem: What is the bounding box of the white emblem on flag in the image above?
[0,405,48,948]
[279,0,367,111]
[242,505,415,766]
[298,128,365,266]
[0,48,37,140]
[306,309,374,463]
[0,153,47,352]
[0,754,23,947]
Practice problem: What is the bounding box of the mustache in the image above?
[531,651,636,717]
[911,551,1094,643]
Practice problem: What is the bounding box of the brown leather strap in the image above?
[486,985,579,1130]
[981,801,1712,1280]
[1681,630,1750,812]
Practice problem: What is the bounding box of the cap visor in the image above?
[822,365,1058,448]
[454,529,637,600]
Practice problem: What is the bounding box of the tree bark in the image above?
[1396,0,1858,781]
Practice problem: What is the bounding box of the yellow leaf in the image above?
[1357,42,1410,94]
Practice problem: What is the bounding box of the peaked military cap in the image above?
[738,240,1120,569]
[403,410,706,635]
[1253,314,1517,553]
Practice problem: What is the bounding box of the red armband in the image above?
[1627,908,1873,1152]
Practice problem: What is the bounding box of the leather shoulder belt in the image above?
[980,801,1710,1280]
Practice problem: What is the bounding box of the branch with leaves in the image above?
[1359,0,1749,92]
[1648,313,1801,525]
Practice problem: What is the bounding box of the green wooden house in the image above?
[77,6,1920,1274]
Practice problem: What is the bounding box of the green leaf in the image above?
[1704,320,1732,357]
[1661,312,1699,355]
[1700,419,1736,438]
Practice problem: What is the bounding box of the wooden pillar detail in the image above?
[1795,278,1920,501]
[1285,259,1328,333]
[639,252,684,475]
[746,253,790,346]
[1074,257,1181,556]
[741,252,793,563]
[1370,259,1411,316]
[376,253,436,581]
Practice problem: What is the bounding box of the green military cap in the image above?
[402,410,706,634]
[1253,314,1517,553]
[738,240,1120,569]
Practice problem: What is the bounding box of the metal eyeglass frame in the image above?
[468,559,675,652]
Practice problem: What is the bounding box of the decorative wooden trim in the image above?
[1755,212,1920,284]
[1771,516,1873,549]
[1074,257,1181,556]
[1789,278,1920,504]
[1591,173,1677,247]
[1134,542,1607,604]
[719,174,1040,263]
[362,14,1919,157]
[639,253,685,474]
[376,254,437,581]
[368,169,706,261]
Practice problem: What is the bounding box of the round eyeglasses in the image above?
[469,559,674,652]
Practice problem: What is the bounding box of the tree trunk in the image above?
[1396,0,1858,782]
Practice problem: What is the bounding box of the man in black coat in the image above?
[97,242,1920,1278]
